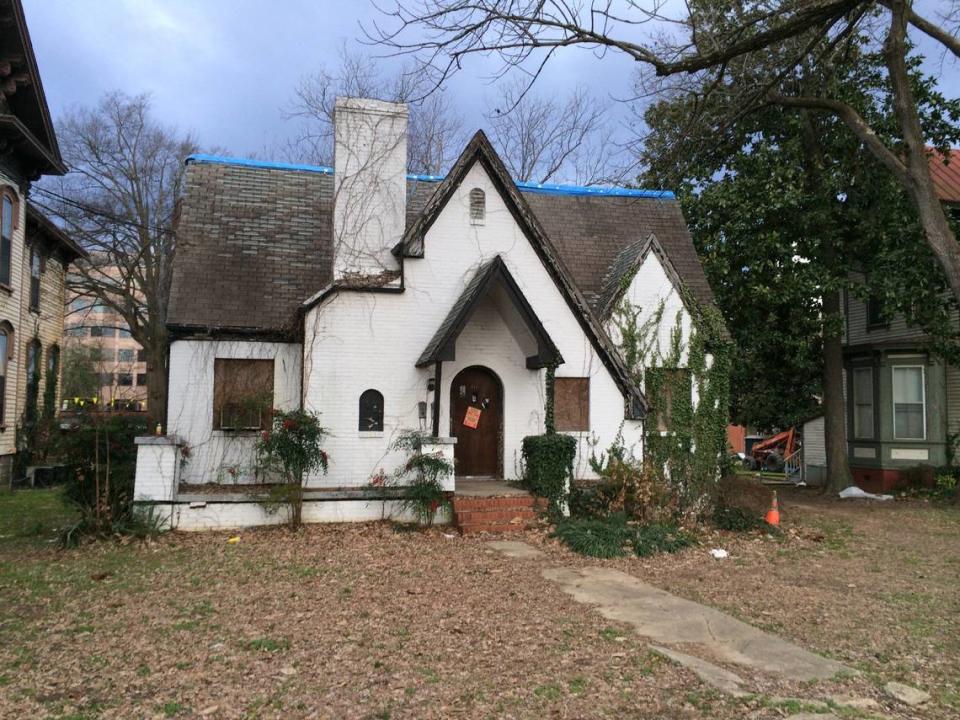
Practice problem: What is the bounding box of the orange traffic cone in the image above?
[765,491,780,527]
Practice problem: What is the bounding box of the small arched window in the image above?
[359,389,384,432]
[469,188,485,225]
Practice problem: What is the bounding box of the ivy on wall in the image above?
[613,291,731,513]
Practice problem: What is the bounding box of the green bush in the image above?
[632,523,694,557]
[390,430,453,526]
[713,504,767,532]
[552,515,630,558]
[553,514,695,558]
[522,433,576,514]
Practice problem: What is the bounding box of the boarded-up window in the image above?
[213,359,274,430]
[555,377,589,431]
[650,367,692,432]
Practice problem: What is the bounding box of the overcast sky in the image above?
[22,0,960,169]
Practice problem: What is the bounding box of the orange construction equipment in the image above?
[765,491,780,527]
[748,427,798,472]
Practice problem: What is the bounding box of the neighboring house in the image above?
[64,278,147,411]
[136,98,720,528]
[0,1,85,482]
[840,150,960,492]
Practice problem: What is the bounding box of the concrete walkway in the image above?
[485,541,852,696]
[544,566,848,683]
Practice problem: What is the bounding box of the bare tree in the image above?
[488,80,627,184]
[36,92,199,428]
[370,0,960,302]
[286,47,463,175]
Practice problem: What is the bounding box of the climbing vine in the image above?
[613,291,731,514]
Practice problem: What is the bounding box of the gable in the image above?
[405,135,645,418]
[0,0,63,178]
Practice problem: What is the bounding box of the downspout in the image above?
[432,361,442,437]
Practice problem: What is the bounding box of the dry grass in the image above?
[0,487,957,719]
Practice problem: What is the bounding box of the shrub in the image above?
[390,430,453,526]
[522,433,576,514]
[632,523,695,557]
[55,411,150,544]
[553,514,695,558]
[257,409,329,529]
[552,515,630,558]
[587,437,674,522]
[713,504,767,532]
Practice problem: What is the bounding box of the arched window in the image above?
[0,322,10,426]
[469,188,485,225]
[0,190,16,287]
[359,389,384,432]
[25,338,40,419]
[46,344,60,408]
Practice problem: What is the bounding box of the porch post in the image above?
[432,360,442,437]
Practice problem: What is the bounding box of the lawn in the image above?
[0,487,957,719]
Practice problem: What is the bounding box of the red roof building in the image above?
[929,149,960,205]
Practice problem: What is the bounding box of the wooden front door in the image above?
[450,366,502,477]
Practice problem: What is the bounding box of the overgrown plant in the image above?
[585,433,673,522]
[613,294,731,515]
[389,430,453,526]
[256,409,329,530]
[552,513,694,558]
[522,432,576,516]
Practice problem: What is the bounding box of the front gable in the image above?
[402,131,645,419]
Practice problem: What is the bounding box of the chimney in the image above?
[333,97,408,281]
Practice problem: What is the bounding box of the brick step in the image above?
[454,508,537,524]
[451,496,536,512]
[458,520,534,535]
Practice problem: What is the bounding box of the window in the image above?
[117,373,133,387]
[25,339,40,413]
[47,345,60,385]
[28,248,41,311]
[555,377,590,432]
[213,358,273,431]
[98,372,114,386]
[0,193,13,287]
[851,367,874,439]
[137,348,146,362]
[358,389,384,431]
[65,326,86,337]
[469,188,485,225]
[649,367,692,432]
[69,298,87,313]
[118,327,132,338]
[90,326,115,338]
[0,325,8,425]
[867,296,887,328]
[118,349,135,363]
[893,366,925,439]
[136,373,147,387]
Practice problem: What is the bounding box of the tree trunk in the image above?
[822,287,853,493]
[145,341,168,432]
[885,0,960,303]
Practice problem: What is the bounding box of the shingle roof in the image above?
[169,148,717,342]
[930,149,960,204]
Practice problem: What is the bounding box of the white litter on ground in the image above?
[709,548,729,559]
[838,486,893,501]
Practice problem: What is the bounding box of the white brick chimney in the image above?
[333,97,408,281]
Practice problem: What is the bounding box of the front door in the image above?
[450,366,502,477]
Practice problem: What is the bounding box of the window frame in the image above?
[358,388,385,432]
[851,366,875,440]
[866,296,888,330]
[25,338,41,414]
[212,358,274,432]
[0,325,8,427]
[892,365,926,440]
[554,376,590,432]
[28,247,41,311]
[0,191,14,288]
[649,366,693,434]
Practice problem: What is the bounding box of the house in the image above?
[64,271,148,411]
[840,150,960,492]
[0,0,85,483]
[134,98,720,529]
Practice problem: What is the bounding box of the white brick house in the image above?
[136,98,720,529]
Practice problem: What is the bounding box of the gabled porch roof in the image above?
[416,255,563,370]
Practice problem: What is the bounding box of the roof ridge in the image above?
[185,152,674,199]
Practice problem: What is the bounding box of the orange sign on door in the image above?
[463,406,482,429]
